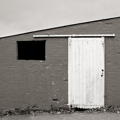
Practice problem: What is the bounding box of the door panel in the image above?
[68,37,104,108]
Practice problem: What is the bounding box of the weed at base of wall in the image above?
[0,105,120,117]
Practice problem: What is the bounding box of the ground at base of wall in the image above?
[4,113,120,120]
[1,105,120,118]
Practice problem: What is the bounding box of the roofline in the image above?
[0,16,120,39]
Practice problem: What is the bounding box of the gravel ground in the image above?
[0,112,120,120]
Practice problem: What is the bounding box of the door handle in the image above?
[101,69,104,77]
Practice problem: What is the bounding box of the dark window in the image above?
[17,41,45,60]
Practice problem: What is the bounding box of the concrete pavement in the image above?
[0,112,120,120]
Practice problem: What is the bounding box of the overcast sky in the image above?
[0,0,120,37]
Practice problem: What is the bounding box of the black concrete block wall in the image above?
[0,17,120,109]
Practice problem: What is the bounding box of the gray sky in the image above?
[0,0,120,37]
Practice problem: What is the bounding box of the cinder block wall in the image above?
[0,37,68,110]
[0,17,120,109]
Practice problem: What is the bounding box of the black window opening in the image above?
[17,41,46,60]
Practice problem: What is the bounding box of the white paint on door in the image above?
[68,37,104,108]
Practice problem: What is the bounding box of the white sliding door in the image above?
[68,37,105,108]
